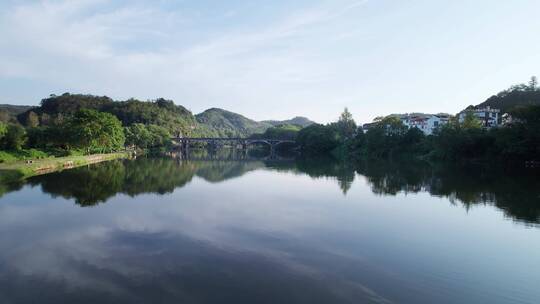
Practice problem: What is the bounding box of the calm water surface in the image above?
[0,154,539,304]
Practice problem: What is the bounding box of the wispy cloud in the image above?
[1,0,539,122]
[0,0,368,120]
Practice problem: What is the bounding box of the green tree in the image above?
[0,122,7,142]
[529,76,538,91]
[461,112,482,129]
[125,123,171,148]
[2,124,27,150]
[147,124,172,147]
[297,124,341,154]
[125,123,152,148]
[68,109,125,153]
[336,107,357,140]
[363,117,408,158]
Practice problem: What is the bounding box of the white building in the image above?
[458,106,500,128]
[399,113,450,135]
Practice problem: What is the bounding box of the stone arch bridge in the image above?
[171,137,296,154]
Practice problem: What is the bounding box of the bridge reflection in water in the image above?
[171,137,297,159]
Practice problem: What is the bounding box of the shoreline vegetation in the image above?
[0,152,130,184]
[0,77,539,183]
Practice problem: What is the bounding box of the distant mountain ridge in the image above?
[262,116,315,127]
[196,108,316,137]
[195,108,272,138]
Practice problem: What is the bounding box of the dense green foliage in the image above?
[297,124,341,154]
[67,109,125,153]
[1,124,27,151]
[362,117,426,158]
[1,93,211,158]
[296,108,358,155]
[195,108,271,137]
[250,124,301,140]
[18,93,205,137]
[125,123,171,149]
[427,105,539,162]
[0,123,7,142]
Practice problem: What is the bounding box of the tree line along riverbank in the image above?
[0,77,539,176]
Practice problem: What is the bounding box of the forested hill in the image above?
[17,93,208,137]
[262,116,315,128]
[13,94,315,138]
[473,77,540,113]
[0,104,35,124]
[195,108,272,138]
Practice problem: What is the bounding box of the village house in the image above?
[458,106,500,128]
[399,113,450,135]
[362,113,450,135]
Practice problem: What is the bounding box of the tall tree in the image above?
[462,112,482,129]
[336,107,357,140]
[529,76,538,91]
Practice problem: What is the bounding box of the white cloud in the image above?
[0,0,370,121]
[2,0,539,122]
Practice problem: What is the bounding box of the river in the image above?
[0,153,539,303]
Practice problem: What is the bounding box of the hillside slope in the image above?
[195,108,272,138]
[474,82,540,113]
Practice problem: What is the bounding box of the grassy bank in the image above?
[0,152,130,184]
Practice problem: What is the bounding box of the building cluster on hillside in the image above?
[398,113,451,135]
[457,106,500,128]
[363,106,506,135]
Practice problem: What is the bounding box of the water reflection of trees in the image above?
[355,160,540,225]
[269,157,540,224]
[4,155,539,225]
[26,157,265,206]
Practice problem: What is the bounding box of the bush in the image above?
[19,149,49,159]
[0,151,17,163]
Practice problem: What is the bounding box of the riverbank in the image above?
[0,152,130,184]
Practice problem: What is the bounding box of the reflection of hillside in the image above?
[267,158,540,225]
[4,155,539,225]
[28,158,197,206]
[354,160,540,225]
[193,160,265,183]
[25,157,267,206]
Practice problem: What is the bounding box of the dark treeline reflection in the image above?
[5,153,540,225]
[26,157,266,206]
[356,160,540,225]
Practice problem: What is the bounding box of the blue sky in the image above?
[1,0,539,123]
